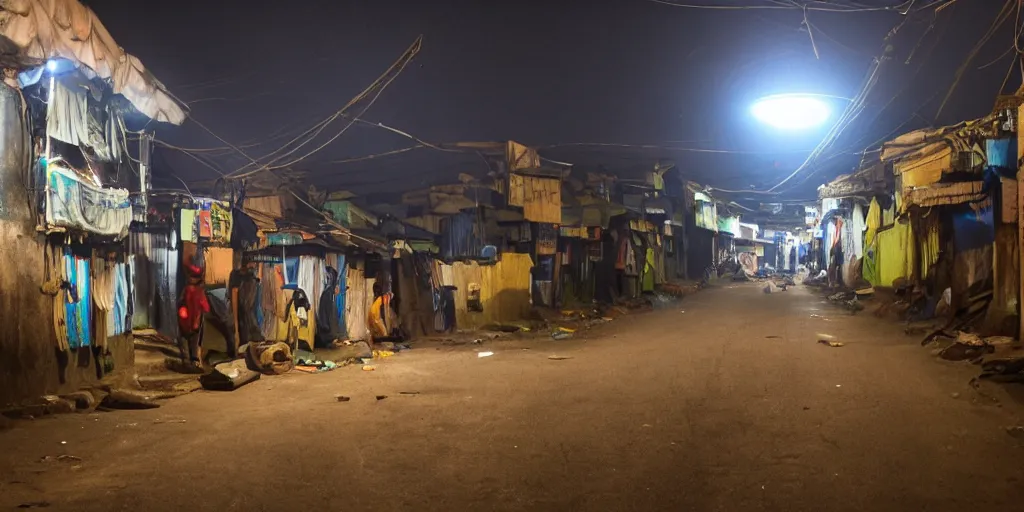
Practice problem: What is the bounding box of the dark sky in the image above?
[88,0,1012,201]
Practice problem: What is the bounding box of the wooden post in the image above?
[1017,103,1024,340]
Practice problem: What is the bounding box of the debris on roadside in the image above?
[375,395,388,401]
[548,355,572,360]
[101,389,162,409]
[294,359,338,374]
[199,360,260,392]
[335,395,351,402]
[152,418,187,424]
[39,454,81,463]
[477,351,494,358]
[818,339,844,348]
[551,326,576,340]
[399,391,420,395]
[361,365,376,371]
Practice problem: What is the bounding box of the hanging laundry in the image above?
[63,250,92,349]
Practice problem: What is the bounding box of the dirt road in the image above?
[3,283,1024,511]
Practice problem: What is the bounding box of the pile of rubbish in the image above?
[761,274,797,294]
[823,290,866,314]
[802,270,829,287]
[930,330,1017,364]
[194,339,412,392]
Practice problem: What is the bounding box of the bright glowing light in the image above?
[751,94,832,130]
[46,60,58,72]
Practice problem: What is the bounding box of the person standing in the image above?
[177,264,209,368]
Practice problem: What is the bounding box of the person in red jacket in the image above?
[178,263,210,367]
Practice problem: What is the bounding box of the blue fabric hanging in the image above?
[63,250,91,348]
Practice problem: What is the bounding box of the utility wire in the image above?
[934,0,1015,121]
[226,36,423,178]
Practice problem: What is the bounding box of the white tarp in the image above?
[0,0,185,124]
[46,166,131,237]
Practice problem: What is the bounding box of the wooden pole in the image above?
[1017,103,1024,340]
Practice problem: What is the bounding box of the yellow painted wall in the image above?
[450,253,534,329]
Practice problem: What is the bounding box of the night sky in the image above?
[88,0,1012,202]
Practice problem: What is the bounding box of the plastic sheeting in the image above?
[46,166,131,237]
[0,0,185,124]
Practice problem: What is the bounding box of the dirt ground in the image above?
[3,282,1024,511]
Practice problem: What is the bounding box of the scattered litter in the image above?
[950,392,960,399]
[810,314,828,320]
[335,395,351,402]
[472,339,484,344]
[818,339,844,348]
[59,441,66,445]
[399,391,420,395]
[558,327,576,333]
[835,384,842,388]
[361,365,376,371]
[478,351,494,358]
[39,455,81,463]
[802,406,811,411]
[1006,426,1024,439]
[373,350,395,359]
[16,501,50,509]
[680,311,686,314]
[765,335,781,339]
[375,395,388,401]
[551,332,572,340]
[153,419,187,424]
[956,331,985,347]
[548,355,572,360]
[642,424,652,428]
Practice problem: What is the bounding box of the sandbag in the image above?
[245,341,294,375]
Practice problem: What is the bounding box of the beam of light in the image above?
[46,59,58,72]
[751,94,832,130]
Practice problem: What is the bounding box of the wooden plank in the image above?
[1002,177,1018,224]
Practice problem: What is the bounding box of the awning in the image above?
[818,162,890,200]
[901,181,985,211]
[0,0,186,124]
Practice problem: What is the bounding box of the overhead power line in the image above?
[226,35,424,179]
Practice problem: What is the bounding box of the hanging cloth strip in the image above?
[90,253,114,348]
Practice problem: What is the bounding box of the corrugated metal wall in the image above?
[129,231,179,338]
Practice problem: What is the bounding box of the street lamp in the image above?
[751,93,836,130]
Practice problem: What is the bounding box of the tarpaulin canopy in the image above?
[0,0,185,124]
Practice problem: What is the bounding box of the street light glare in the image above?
[751,94,831,130]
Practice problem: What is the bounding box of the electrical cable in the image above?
[225,36,423,178]
[933,0,1015,121]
